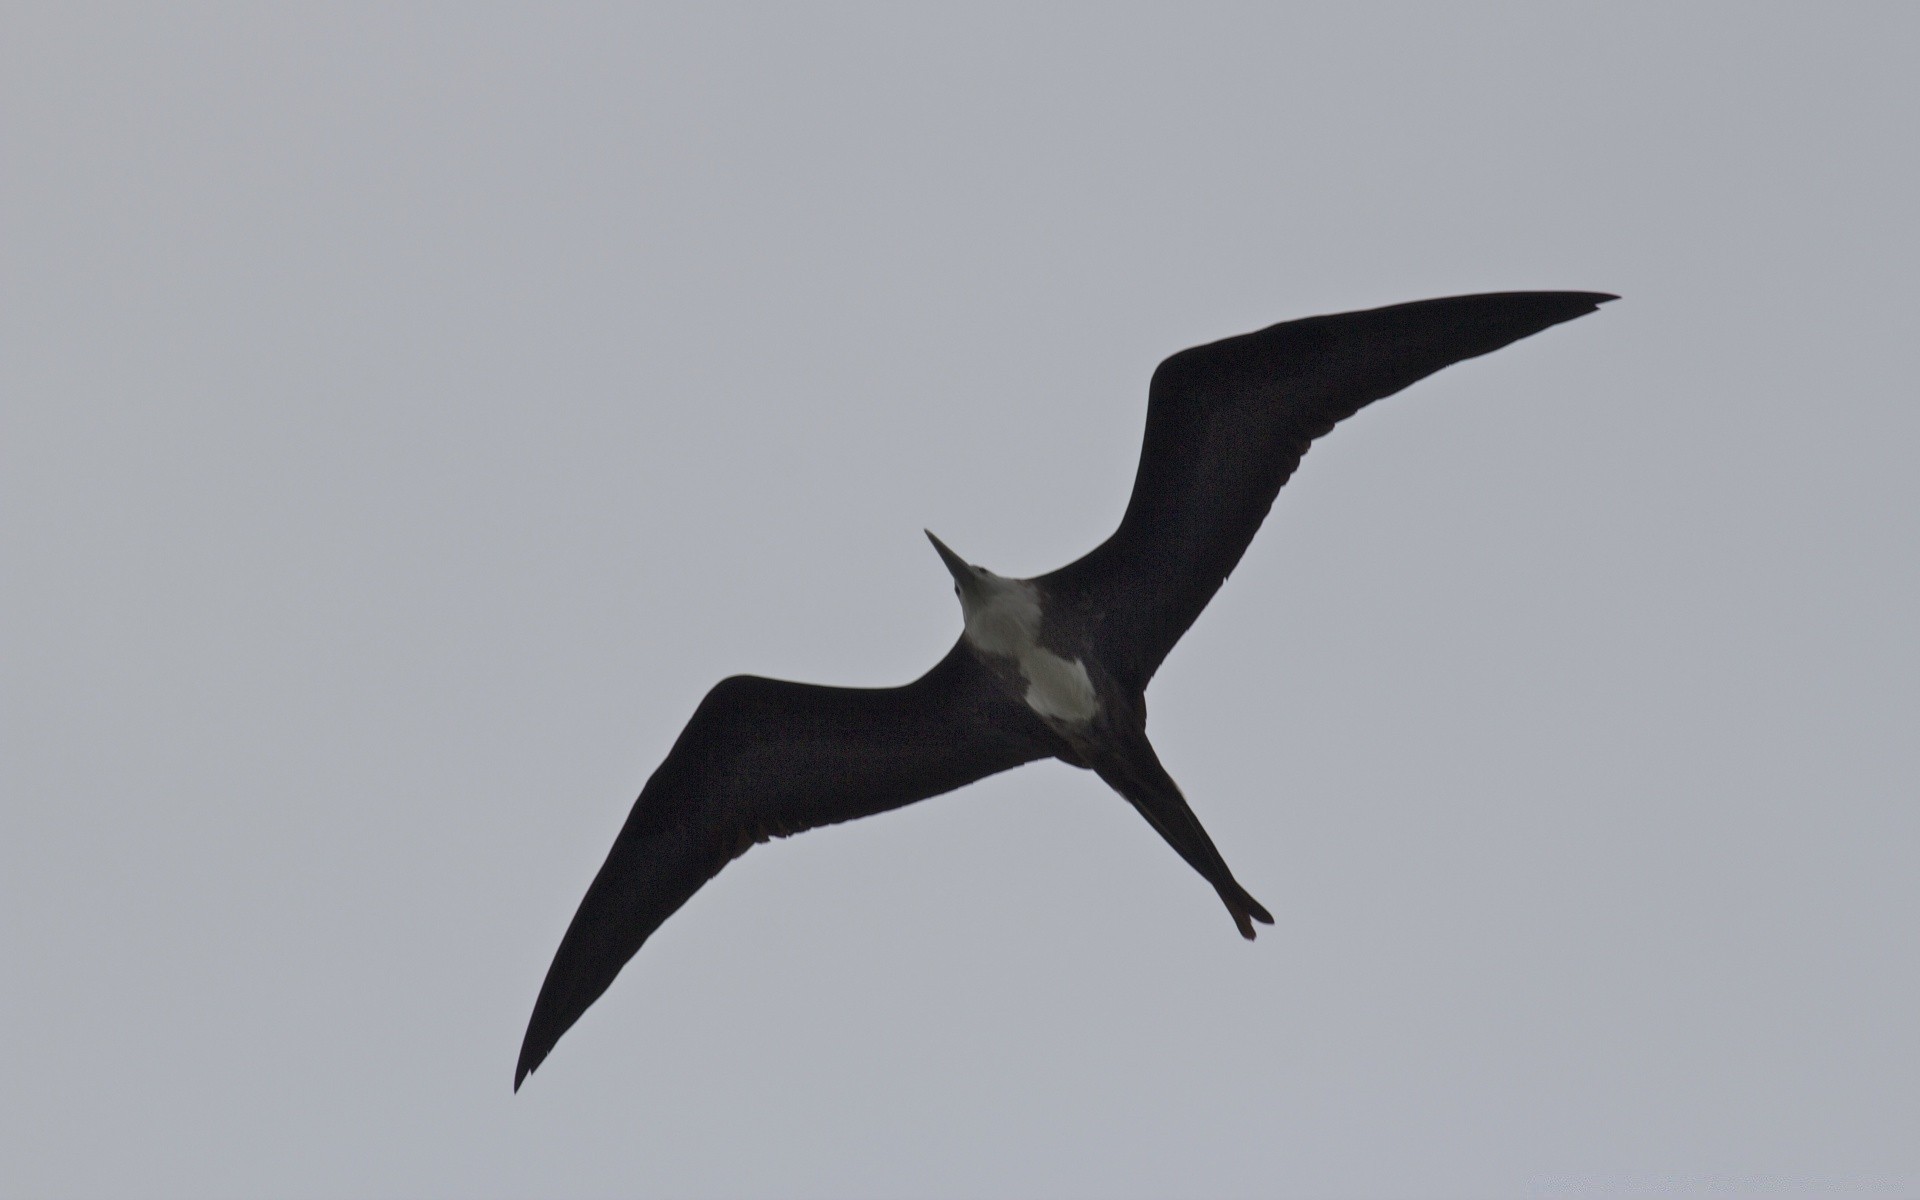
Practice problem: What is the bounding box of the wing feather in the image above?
[1043,291,1616,686]
[515,640,1048,1087]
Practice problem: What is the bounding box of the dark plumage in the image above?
[516,291,1615,1089]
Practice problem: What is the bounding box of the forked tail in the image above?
[1086,732,1273,939]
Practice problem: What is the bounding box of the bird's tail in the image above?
[1086,732,1273,939]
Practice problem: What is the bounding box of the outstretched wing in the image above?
[1042,291,1615,688]
[515,640,1050,1089]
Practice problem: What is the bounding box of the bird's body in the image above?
[515,290,1616,1090]
[940,554,1097,725]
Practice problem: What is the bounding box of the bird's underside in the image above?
[515,290,1615,1089]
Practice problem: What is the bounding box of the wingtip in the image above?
[1498,289,1618,312]
[1506,290,1618,332]
[514,1043,543,1093]
[1541,290,1618,313]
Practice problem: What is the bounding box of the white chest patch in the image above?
[959,576,1100,725]
[1018,647,1099,723]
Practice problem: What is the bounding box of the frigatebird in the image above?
[515,290,1614,1089]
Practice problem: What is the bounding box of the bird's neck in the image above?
[959,576,1045,659]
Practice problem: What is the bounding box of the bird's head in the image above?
[925,529,999,617]
[925,531,1044,660]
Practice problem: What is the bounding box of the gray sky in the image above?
[6,6,1917,1197]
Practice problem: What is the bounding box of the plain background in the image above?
[6,6,1916,1197]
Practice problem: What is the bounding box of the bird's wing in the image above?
[515,639,1050,1089]
[1041,291,1615,688]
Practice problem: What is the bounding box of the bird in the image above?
[514,290,1615,1090]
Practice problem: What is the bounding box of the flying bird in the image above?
[515,290,1615,1089]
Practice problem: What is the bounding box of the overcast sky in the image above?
[6,6,1917,1198]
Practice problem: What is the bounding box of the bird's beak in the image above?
[924,530,974,588]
